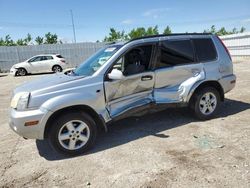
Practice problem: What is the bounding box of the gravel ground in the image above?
[0,62,249,188]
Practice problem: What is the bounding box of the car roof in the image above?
[128,33,213,42]
[31,54,63,57]
[105,33,215,50]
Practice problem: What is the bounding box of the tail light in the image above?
[217,36,232,61]
[60,59,66,63]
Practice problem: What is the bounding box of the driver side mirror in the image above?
[108,69,124,80]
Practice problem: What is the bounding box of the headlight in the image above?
[11,92,30,111]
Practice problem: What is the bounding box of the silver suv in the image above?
[9,34,236,155]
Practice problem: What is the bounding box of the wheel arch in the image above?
[17,67,29,73]
[44,105,107,139]
[188,80,224,104]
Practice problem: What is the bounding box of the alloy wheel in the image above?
[58,120,90,150]
[199,92,217,115]
[53,66,62,72]
[18,69,26,76]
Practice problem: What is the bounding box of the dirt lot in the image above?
[0,62,249,188]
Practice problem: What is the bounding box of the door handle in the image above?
[141,75,153,81]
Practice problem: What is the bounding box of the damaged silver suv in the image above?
[9,34,236,155]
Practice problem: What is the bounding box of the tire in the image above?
[52,65,62,73]
[48,112,97,156]
[191,87,221,120]
[17,68,27,76]
[14,71,19,77]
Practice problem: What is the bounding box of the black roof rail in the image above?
[105,41,117,45]
[128,33,213,42]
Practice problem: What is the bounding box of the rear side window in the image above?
[156,40,194,68]
[193,38,217,62]
[56,55,64,58]
[28,56,42,62]
[46,56,53,60]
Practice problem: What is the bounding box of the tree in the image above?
[103,28,126,42]
[204,25,216,34]
[128,27,145,39]
[24,33,32,44]
[217,27,227,36]
[4,35,15,46]
[203,25,246,36]
[163,26,172,34]
[0,32,62,46]
[128,27,147,39]
[16,39,26,46]
[127,26,160,39]
[240,27,246,33]
[15,34,32,45]
[146,25,159,35]
[44,32,58,44]
[0,35,21,46]
[210,25,216,34]
[35,36,44,45]
[232,27,237,34]
[0,38,4,46]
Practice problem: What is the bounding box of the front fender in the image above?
[41,92,100,113]
[40,91,109,122]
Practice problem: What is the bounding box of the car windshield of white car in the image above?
[73,45,122,76]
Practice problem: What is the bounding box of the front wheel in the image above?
[48,112,97,156]
[17,68,27,76]
[191,87,221,120]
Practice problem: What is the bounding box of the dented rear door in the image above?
[153,38,205,103]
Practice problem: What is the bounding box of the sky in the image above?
[0,0,250,42]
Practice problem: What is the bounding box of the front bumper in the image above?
[10,67,18,75]
[9,108,52,139]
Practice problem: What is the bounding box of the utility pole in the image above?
[70,9,76,43]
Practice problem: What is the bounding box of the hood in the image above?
[14,73,84,94]
[12,62,26,68]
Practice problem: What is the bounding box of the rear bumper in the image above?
[219,74,236,94]
[9,108,52,140]
[60,63,68,70]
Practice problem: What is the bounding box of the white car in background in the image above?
[10,54,67,76]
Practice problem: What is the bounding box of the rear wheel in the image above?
[52,65,62,73]
[48,112,97,156]
[17,68,27,76]
[191,87,220,120]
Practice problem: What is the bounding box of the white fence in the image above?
[220,32,250,61]
[0,42,105,71]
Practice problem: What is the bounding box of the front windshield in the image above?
[74,45,121,76]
